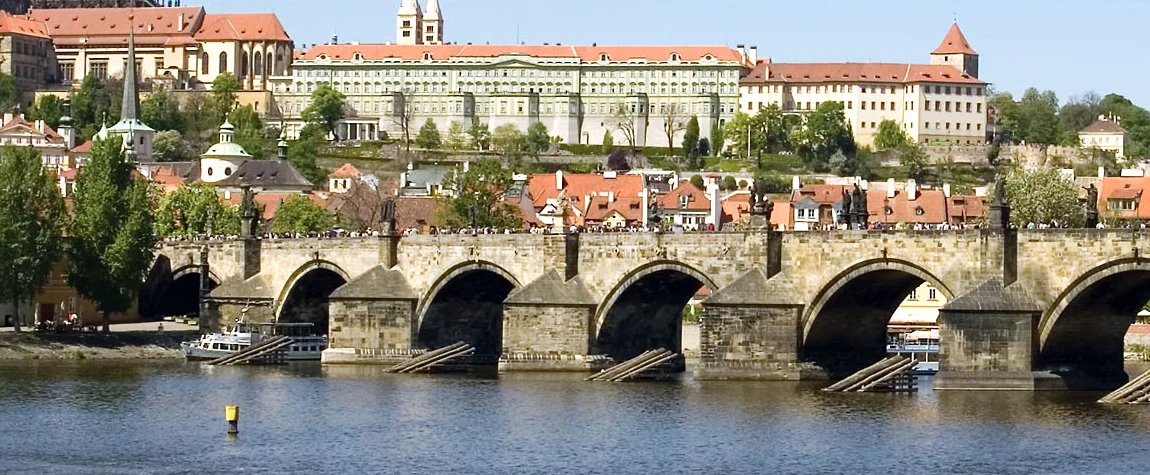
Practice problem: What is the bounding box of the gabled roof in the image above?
[330,266,417,301]
[1081,119,1127,135]
[213,160,313,191]
[30,7,204,46]
[528,173,643,209]
[504,270,596,306]
[705,268,802,306]
[942,279,1037,313]
[794,184,849,206]
[0,116,61,140]
[583,195,643,222]
[0,11,49,39]
[395,196,444,230]
[194,13,291,42]
[932,23,977,56]
[1098,176,1150,219]
[329,163,361,179]
[867,187,949,224]
[658,181,711,212]
[947,195,985,221]
[210,274,274,300]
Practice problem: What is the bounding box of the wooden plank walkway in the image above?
[585,349,678,382]
[385,342,475,374]
[823,356,918,393]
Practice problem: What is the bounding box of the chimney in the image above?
[2,113,12,124]
[707,180,722,228]
[1099,166,1106,179]
[736,44,746,62]
[943,183,952,198]
[749,45,758,65]
[556,170,564,191]
[907,179,917,201]
[791,175,801,192]
[641,189,650,226]
[887,178,896,199]
[177,13,184,30]
[608,191,615,203]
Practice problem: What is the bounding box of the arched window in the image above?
[422,52,432,61]
[599,53,609,62]
[670,53,681,62]
[201,52,209,74]
[254,52,263,76]
[218,52,228,74]
[241,53,249,76]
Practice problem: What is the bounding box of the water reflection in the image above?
[1,361,1150,474]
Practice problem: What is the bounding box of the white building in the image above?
[269,1,745,147]
[739,23,988,148]
[1080,115,1127,158]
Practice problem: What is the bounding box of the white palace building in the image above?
[270,0,747,147]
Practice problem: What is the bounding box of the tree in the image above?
[1000,168,1083,228]
[710,122,725,157]
[794,101,855,172]
[0,72,17,113]
[302,83,347,141]
[180,92,217,153]
[721,175,737,191]
[271,195,335,234]
[611,103,639,148]
[68,138,157,332]
[468,122,491,151]
[210,72,240,125]
[416,118,442,149]
[331,179,391,231]
[28,95,66,129]
[445,121,467,150]
[152,130,197,162]
[697,137,710,158]
[760,104,794,153]
[899,144,930,181]
[602,130,615,148]
[662,103,686,157]
[286,124,328,186]
[724,111,767,160]
[874,119,911,151]
[689,175,705,189]
[154,184,241,237]
[606,150,631,172]
[228,105,270,159]
[683,115,700,166]
[140,90,184,132]
[70,75,113,138]
[436,160,524,229]
[393,95,415,152]
[1018,88,1060,145]
[525,121,550,159]
[0,146,65,332]
[492,124,526,159]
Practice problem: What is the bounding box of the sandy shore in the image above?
[0,331,196,360]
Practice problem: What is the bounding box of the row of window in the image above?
[746,83,985,96]
[296,67,738,80]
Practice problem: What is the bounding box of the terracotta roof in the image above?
[222,192,318,221]
[932,23,977,55]
[395,196,444,230]
[297,43,742,63]
[0,116,61,140]
[721,192,751,225]
[527,173,643,209]
[30,7,203,46]
[194,13,290,42]
[1098,177,1150,219]
[1081,120,1127,135]
[71,140,92,153]
[741,61,983,85]
[0,12,49,39]
[658,181,711,211]
[771,200,793,228]
[793,184,849,206]
[583,195,643,222]
[329,163,361,178]
[947,195,985,221]
[867,187,948,224]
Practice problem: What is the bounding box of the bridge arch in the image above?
[141,257,221,319]
[274,260,351,335]
[1039,258,1150,389]
[594,260,718,362]
[415,261,521,361]
[801,258,954,378]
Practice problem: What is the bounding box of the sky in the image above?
[195,0,1149,106]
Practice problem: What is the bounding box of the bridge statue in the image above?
[380,197,397,235]
[839,188,852,227]
[1085,184,1099,229]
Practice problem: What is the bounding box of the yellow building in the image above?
[29,6,293,91]
[738,23,987,148]
[889,282,947,343]
[1079,115,1127,158]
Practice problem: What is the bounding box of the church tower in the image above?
[930,22,979,78]
[423,0,444,45]
[396,0,423,45]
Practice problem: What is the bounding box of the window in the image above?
[928,288,938,300]
[89,61,108,79]
[945,102,951,112]
[977,104,983,113]
[915,207,925,216]
[924,102,930,111]
[403,20,411,27]
[59,62,74,82]
[219,52,228,74]
[909,289,918,300]
[861,101,867,110]
[403,31,411,37]
[847,101,852,109]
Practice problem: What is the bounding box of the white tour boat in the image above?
[181,322,327,361]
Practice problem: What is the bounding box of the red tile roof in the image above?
[742,61,983,85]
[71,140,92,153]
[0,11,49,39]
[1081,119,1127,135]
[527,173,643,209]
[947,195,984,222]
[721,192,751,225]
[1098,177,1150,219]
[583,195,643,223]
[658,181,711,211]
[222,192,318,220]
[771,200,793,228]
[793,184,849,206]
[30,7,203,46]
[0,115,61,139]
[329,163,362,178]
[297,43,742,63]
[867,188,948,224]
[933,23,977,55]
[194,13,290,42]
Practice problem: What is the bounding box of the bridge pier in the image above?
[499,271,599,372]
[321,266,419,365]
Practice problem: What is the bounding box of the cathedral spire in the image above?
[425,0,442,20]
[122,15,139,122]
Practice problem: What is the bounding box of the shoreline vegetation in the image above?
[0,331,194,360]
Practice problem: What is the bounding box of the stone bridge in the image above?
[147,228,1150,390]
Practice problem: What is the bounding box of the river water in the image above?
[2,361,1150,475]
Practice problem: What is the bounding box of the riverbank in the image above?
[0,330,195,360]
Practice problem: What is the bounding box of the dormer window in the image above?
[599,53,609,62]
[317,54,328,61]
[915,207,925,216]
[352,52,363,61]
[422,52,433,60]
[703,54,713,61]
[670,53,681,62]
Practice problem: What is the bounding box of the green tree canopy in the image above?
[0,146,66,332]
[154,184,241,238]
[210,72,240,125]
[271,194,335,234]
[724,111,766,160]
[492,124,525,159]
[67,138,157,331]
[416,118,442,149]
[0,72,17,113]
[435,160,524,229]
[286,124,328,186]
[468,122,491,151]
[721,175,737,191]
[899,144,930,182]
[445,121,467,150]
[1000,168,1083,228]
[794,101,855,172]
[140,89,184,132]
[602,130,615,148]
[28,95,66,129]
[689,175,705,189]
[152,130,197,162]
[525,121,550,159]
[874,119,911,151]
[70,75,113,138]
[697,137,711,158]
[682,115,700,166]
[228,105,270,159]
[302,83,347,141]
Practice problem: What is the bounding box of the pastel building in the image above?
[739,23,988,147]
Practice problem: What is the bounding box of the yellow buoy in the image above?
[225,405,239,434]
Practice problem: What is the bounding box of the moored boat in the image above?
[181,322,326,361]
